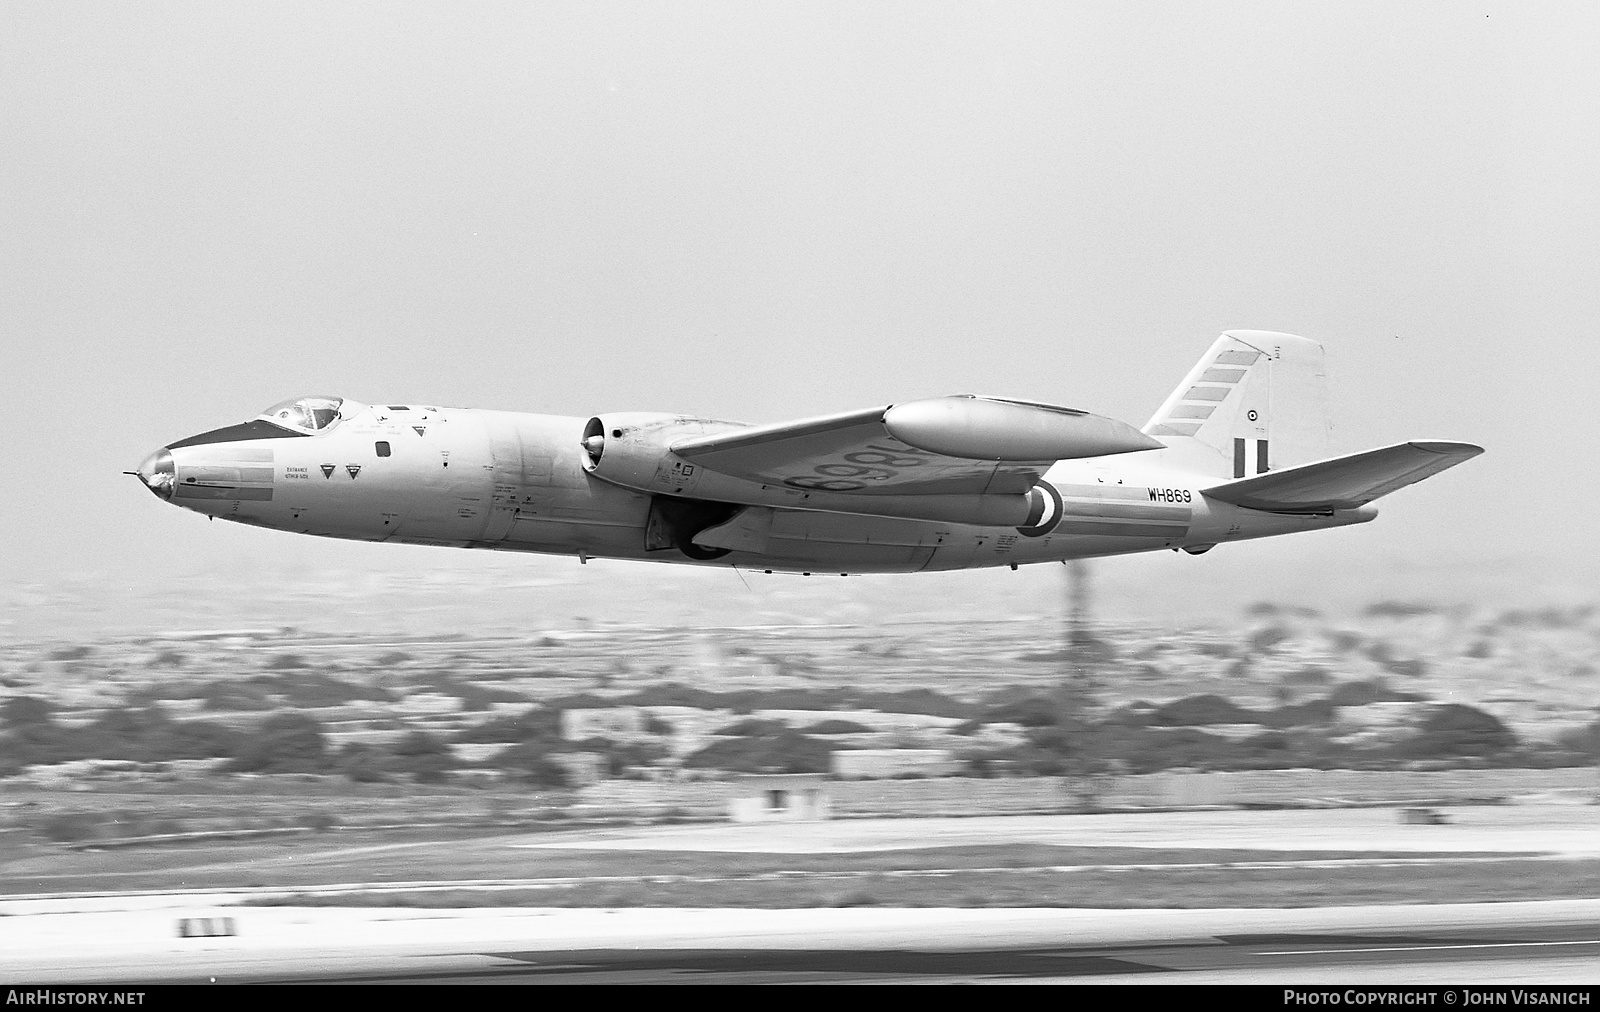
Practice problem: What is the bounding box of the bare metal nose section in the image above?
[130,448,175,500]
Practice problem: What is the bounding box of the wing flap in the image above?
[1201,441,1483,513]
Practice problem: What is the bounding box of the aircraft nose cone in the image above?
[133,447,175,499]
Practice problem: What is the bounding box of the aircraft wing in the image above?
[671,395,1162,497]
[1201,440,1484,513]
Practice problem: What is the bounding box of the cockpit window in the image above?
[260,396,345,432]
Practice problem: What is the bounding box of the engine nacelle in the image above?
[579,412,1077,534]
[579,413,745,495]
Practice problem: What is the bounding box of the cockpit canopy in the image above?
[259,396,344,433]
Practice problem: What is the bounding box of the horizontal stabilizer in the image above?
[1202,441,1483,513]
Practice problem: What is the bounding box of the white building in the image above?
[727,773,830,822]
[562,707,647,740]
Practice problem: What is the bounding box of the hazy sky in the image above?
[4,3,1596,638]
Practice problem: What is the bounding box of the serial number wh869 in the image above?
[1148,488,1193,503]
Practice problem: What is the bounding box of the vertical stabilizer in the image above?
[1142,331,1331,478]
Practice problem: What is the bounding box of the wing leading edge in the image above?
[1201,440,1484,513]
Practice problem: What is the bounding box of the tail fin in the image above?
[1143,331,1331,478]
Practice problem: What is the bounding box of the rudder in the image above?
[1142,330,1331,478]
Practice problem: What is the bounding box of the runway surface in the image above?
[5,901,1599,984]
[3,805,1597,984]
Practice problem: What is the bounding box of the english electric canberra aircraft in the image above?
[133,332,1481,575]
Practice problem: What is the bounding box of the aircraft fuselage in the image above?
[136,399,1374,574]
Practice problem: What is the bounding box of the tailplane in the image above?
[1201,441,1484,513]
[1144,331,1330,478]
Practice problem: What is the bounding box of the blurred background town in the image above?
[3,558,1596,846]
